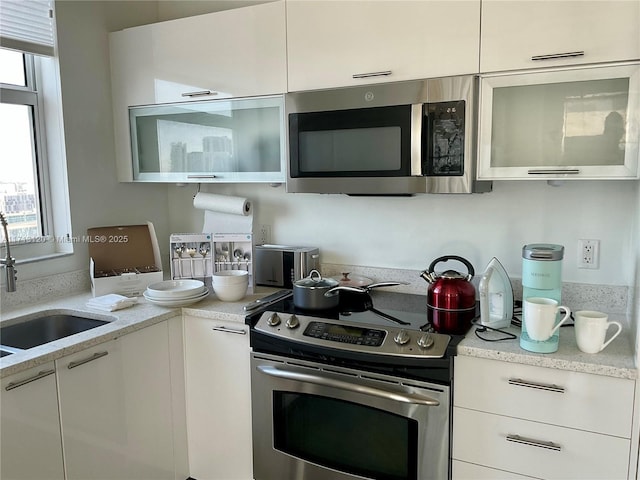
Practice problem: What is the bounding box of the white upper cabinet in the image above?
[477,63,640,180]
[480,0,640,73]
[286,0,480,92]
[109,1,287,182]
[109,1,287,106]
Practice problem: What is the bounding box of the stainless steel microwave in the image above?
[286,75,491,195]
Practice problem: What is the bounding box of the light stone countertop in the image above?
[457,315,638,380]
[2,283,637,381]
[0,286,279,378]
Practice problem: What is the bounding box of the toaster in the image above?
[254,245,320,288]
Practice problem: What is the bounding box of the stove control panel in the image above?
[254,311,451,358]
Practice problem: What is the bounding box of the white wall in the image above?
[168,179,637,286]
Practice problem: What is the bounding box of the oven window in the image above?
[273,392,418,480]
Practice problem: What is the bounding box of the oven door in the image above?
[251,353,450,480]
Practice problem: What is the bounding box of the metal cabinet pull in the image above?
[352,70,392,79]
[506,434,562,451]
[212,325,247,335]
[67,351,109,369]
[187,175,217,179]
[5,369,55,391]
[531,51,585,61]
[181,90,218,97]
[258,365,440,406]
[508,378,565,394]
[528,169,580,175]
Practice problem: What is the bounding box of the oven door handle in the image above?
[257,365,440,406]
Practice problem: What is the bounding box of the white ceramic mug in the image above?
[574,310,622,354]
[524,297,571,341]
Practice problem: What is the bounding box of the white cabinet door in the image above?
[286,0,480,91]
[1,363,64,480]
[481,0,640,73]
[453,407,630,480]
[128,95,286,183]
[109,1,287,182]
[454,356,635,437]
[109,1,286,106]
[452,460,539,480]
[477,63,640,180]
[184,315,253,480]
[57,322,176,480]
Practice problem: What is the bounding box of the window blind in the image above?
[0,0,55,57]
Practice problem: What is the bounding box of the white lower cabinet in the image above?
[184,315,253,480]
[452,460,539,479]
[56,321,177,480]
[1,362,65,480]
[452,356,636,480]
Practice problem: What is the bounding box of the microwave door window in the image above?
[299,127,402,173]
[290,105,412,177]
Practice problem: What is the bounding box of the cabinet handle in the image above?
[352,70,392,79]
[181,90,218,98]
[506,434,562,452]
[212,325,247,335]
[187,175,217,179]
[67,351,109,369]
[5,369,55,391]
[531,51,585,61]
[508,378,565,393]
[527,169,580,175]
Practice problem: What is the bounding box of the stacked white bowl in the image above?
[143,279,209,306]
[212,270,249,302]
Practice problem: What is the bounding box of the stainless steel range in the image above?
[246,290,471,480]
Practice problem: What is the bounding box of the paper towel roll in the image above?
[193,193,253,234]
[193,192,251,216]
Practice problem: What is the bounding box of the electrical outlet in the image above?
[257,224,271,245]
[578,239,600,269]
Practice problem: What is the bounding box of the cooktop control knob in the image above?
[286,314,300,329]
[394,329,410,346]
[418,333,435,349]
[267,313,281,327]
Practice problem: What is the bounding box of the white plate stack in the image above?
[143,279,209,307]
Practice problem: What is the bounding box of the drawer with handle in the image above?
[453,407,630,480]
[453,356,634,437]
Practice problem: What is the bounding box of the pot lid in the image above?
[294,269,338,288]
[332,272,373,288]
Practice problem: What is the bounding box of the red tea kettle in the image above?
[420,255,476,334]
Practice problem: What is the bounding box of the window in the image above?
[0,0,70,262]
[0,47,48,243]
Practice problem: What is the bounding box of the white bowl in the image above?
[212,270,249,285]
[146,279,205,299]
[213,281,248,302]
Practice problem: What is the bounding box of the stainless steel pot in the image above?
[293,270,339,310]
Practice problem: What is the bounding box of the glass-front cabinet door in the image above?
[129,95,285,183]
[477,63,639,180]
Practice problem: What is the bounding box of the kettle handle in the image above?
[426,255,475,279]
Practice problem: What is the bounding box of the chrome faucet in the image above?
[0,213,17,292]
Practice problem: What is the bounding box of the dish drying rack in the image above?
[170,233,254,289]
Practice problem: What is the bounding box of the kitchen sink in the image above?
[0,314,110,350]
